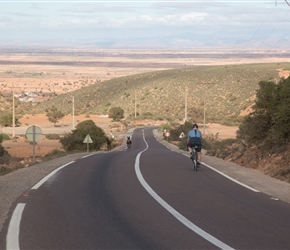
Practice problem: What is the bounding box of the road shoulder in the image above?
[153,128,290,205]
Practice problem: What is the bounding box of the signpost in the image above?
[26,125,42,160]
[165,131,170,142]
[83,134,93,153]
[179,132,185,138]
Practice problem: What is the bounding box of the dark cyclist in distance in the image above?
[126,136,132,149]
[187,123,202,164]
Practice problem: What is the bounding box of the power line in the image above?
[241,5,276,49]
[258,4,290,48]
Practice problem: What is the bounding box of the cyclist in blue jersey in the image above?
[187,123,202,164]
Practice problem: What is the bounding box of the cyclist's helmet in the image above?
[192,123,198,129]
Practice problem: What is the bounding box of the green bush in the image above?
[0,149,10,164]
[46,105,65,126]
[45,134,60,140]
[204,138,238,158]
[45,149,66,158]
[0,133,10,143]
[1,133,10,140]
[0,166,13,176]
[0,112,20,127]
[237,76,290,151]
[60,120,107,152]
[108,107,124,121]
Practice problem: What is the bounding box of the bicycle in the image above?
[190,144,199,172]
[126,136,132,150]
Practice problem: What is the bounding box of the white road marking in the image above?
[135,132,235,250]
[82,154,93,158]
[6,203,26,250]
[31,161,75,190]
[271,198,279,201]
[201,162,260,193]
[7,161,76,249]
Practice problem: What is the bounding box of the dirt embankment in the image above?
[216,142,290,183]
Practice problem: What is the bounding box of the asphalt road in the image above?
[2,127,290,249]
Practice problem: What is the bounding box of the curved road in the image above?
[3,127,290,249]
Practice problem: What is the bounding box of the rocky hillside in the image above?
[219,142,290,183]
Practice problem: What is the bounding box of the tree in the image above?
[60,120,107,152]
[0,112,20,127]
[46,105,65,126]
[108,107,124,121]
[237,77,290,148]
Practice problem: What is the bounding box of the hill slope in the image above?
[32,62,290,123]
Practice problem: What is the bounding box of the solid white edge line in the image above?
[82,154,93,158]
[199,162,260,193]
[6,203,26,250]
[155,130,259,193]
[31,161,75,190]
[135,132,235,250]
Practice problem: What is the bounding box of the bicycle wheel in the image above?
[192,149,198,172]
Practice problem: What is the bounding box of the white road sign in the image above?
[83,134,93,143]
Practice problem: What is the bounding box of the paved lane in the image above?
[4,127,290,249]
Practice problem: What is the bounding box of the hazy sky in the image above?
[1,0,290,48]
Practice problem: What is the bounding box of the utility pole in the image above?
[203,99,206,135]
[184,87,188,122]
[134,90,137,118]
[72,96,75,130]
[12,87,15,138]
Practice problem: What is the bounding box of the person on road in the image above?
[126,136,132,149]
[187,123,202,164]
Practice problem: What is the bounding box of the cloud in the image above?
[0,1,289,48]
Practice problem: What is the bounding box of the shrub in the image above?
[0,133,10,142]
[45,149,66,158]
[0,149,10,164]
[203,138,238,158]
[108,107,124,121]
[60,120,107,152]
[45,134,60,140]
[0,166,13,176]
[46,105,65,126]
[237,76,290,151]
[0,112,20,127]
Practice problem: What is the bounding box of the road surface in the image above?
[2,127,290,249]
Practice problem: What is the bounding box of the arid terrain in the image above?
[0,47,289,159]
[2,113,237,158]
[1,48,289,101]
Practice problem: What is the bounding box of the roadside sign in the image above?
[83,134,93,153]
[26,125,42,142]
[83,134,93,143]
[25,125,42,160]
[165,132,170,137]
[179,132,185,138]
